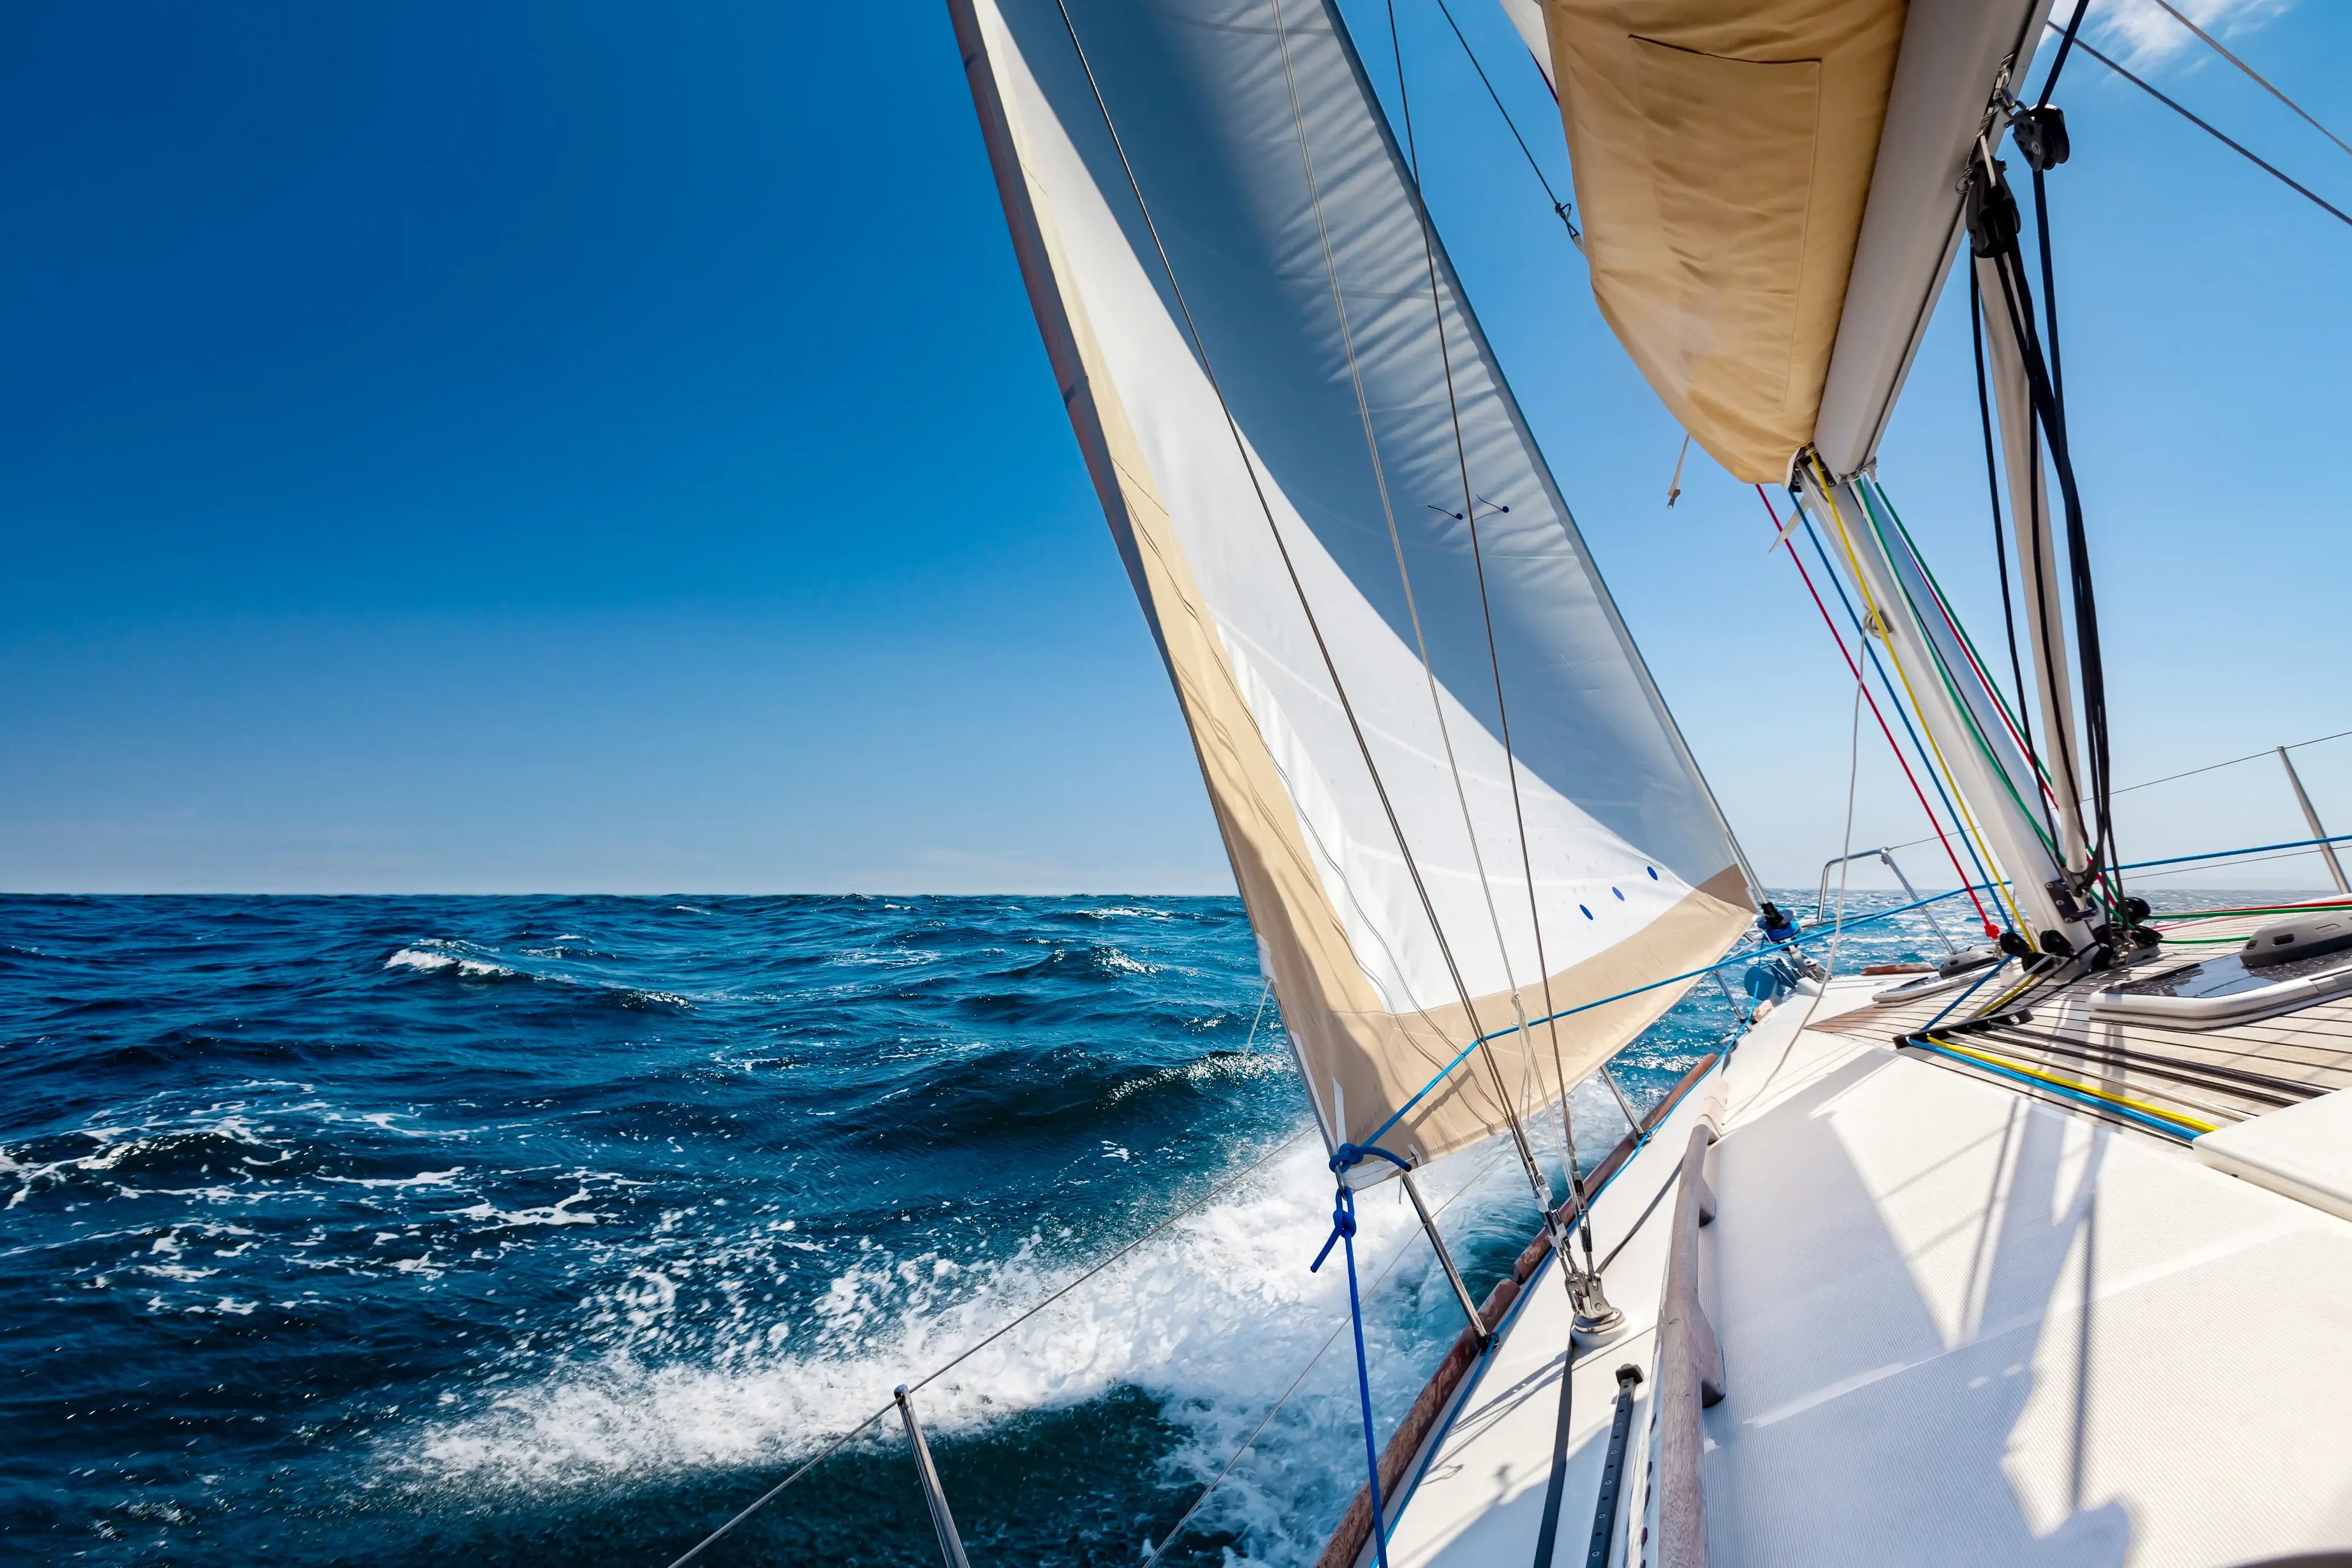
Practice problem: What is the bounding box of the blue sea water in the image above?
[1,891,1966,1566]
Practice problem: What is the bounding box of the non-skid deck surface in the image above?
[1809,904,2352,1134]
[1710,979,2352,1567]
[1377,1020,1761,1568]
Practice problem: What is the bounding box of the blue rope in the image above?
[1793,499,2007,908]
[1900,1034,2195,1139]
[2120,831,2352,871]
[1312,1142,1412,1568]
[1353,886,1975,1155]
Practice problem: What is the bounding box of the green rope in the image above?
[1866,480,2051,792]
[1849,480,2063,866]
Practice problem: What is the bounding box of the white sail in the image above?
[950,0,1753,1171]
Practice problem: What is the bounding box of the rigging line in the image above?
[1908,1033,2216,1136]
[2131,846,2349,880]
[2057,29,2352,230]
[1848,473,2059,861]
[1757,485,1995,935]
[1866,475,2069,831]
[1781,626,1875,1051]
[2004,151,2117,888]
[661,1125,1316,1568]
[1044,0,1508,1155]
[1423,0,1579,239]
[1873,727,2352,857]
[1970,266,2063,860]
[1846,473,2072,891]
[1976,155,2122,901]
[1789,496,2008,911]
[2037,0,2093,108]
[2021,152,2114,896]
[1798,618,1872,1038]
[1972,1024,2312,1106]
[659,1407,891,1568]
[1140,1135,1519,1568]
[1382,0,1545,1117]
[2122,830,2352,871]
[1255,0,1553,1172]
[1861,472,2046,781]
[904,1130,1317,1395]
[1369,885,1988,1148]
[1375,0,1564,1228]
[1241,976,1274,1054]
[1798,470,2030,932]
[2153,898,2352,923]
[2144,0,2352,161]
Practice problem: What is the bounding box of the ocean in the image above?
[2,891,1963,1566]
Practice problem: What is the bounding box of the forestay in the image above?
[951,0,1752,1173]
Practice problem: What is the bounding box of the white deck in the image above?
[1382,977,2352,1567]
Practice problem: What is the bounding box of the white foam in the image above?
[443,1188,602,1230]
[323,1168,465,1191]
[385,942,518,979]
[385,1136,1522,1564]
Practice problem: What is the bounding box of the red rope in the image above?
[1757,486,2000,939]
[1869,493,2063,814]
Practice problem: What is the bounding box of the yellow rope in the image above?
[1920,1034,2219,1134]
[1802,459,2030,932]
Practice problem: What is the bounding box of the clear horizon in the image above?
[5,0,2348,897]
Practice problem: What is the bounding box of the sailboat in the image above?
[933,0,2352,1564]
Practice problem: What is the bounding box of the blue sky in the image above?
[3,0,2346,893]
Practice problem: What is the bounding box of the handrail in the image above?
[1815,848,1958,954]
[1654,1118,1723,1568]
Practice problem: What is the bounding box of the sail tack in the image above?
[952,0,1752,1171]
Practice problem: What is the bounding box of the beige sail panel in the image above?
[1542,0,1908,483]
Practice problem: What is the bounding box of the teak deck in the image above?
[1812,904,2352,1134]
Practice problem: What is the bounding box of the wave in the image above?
[380,1135,1489,1565]
[382,941,692,1011]
[1,1109,301,1208]
[385,946,521,981]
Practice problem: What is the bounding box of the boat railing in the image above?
[1653,1114,1725,1568]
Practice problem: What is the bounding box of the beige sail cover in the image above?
[952,0,1753,1174]
[1539,0,1908,483]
